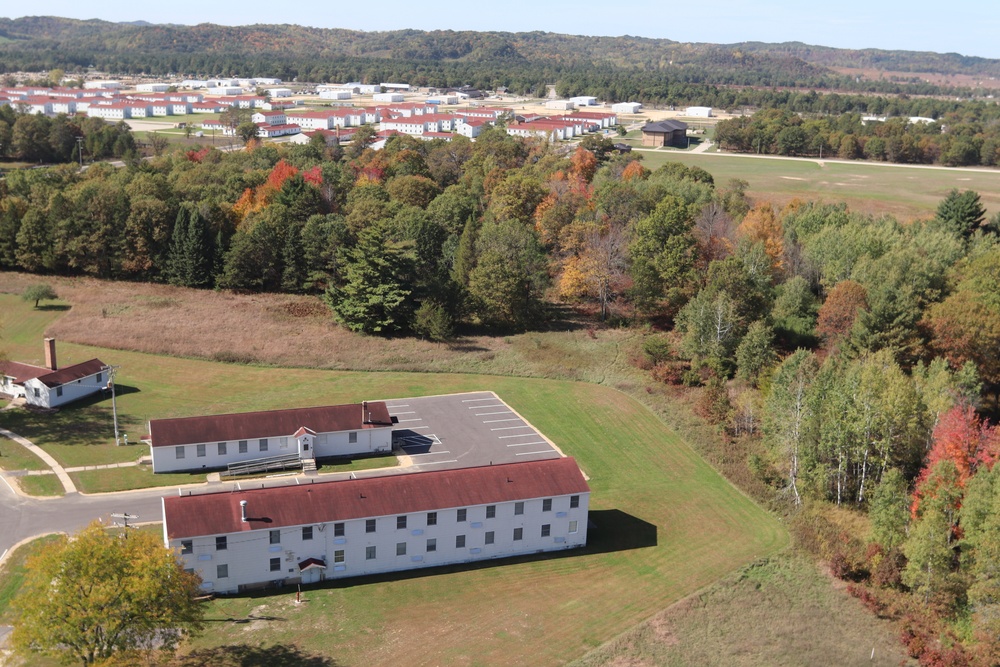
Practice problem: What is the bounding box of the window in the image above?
[426,538,437,552]
[56,386,63,397]
[259,438,268,452]
[269,530,280,545]
[196,444,206,458]
[175,446,185,460]
[457,508,467,522]
[218,442,227,456]
[216,536,227,551]
[96,372,102,383]
[33,388,39,398]
[349,432,358,444]
[570,495,580,509]
[396,542,407,556]
[217,564,228,579]
[485,531,495,545]
[542,499,552,512]
[334,522,344,537]
[513,528,523,541]
[486,505,496,519]
[334,550,345,563]
[181,540,193,555]
[541,524,551,537]
[366,546,376,560]
[270,557,281,572]
[514,502,524,516]
[569,520,578,534]
[397,516,407,530]
[366,519,376,533]
[239,440,248,454]
[302,526,313,541]
[426,512,437,526]
[456,535,466,548]
[279,437,289,449]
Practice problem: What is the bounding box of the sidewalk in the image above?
[0,427,78,494]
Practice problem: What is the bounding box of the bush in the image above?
[413,301,454,342]
[642,335,674,365]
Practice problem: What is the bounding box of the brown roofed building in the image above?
[641,119,688,147]
[0,338,108,409]
[162,456,590,592]
[147,402,393,473]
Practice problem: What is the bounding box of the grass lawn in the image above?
[636,151,1000,221]
[0,437,48,472]
[571,553,909,667]
[15,473,63,497]
[0,534,63,622]
[70,465,206,494]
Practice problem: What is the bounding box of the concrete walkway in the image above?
[0,427,78,494]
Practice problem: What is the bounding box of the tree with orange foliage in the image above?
[569,146,598,184]
[620,160,648,182]
[736,203,784,270]
[816,279,869,348]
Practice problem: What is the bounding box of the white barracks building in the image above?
[162,457,590,593]
[147,402,393,473]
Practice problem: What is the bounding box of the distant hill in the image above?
[0,16,997,104]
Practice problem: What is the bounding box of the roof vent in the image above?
[240,500,248,523]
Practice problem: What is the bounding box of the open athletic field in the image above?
[638,150,1000,221]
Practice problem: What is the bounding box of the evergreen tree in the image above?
[451,216,479,287]
[935,189,986,238]
[735,320,777,387]
[281,225,306,293]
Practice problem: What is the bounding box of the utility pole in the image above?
[111,512,138,536]
[104,364,122,446]
[76,136,84,169]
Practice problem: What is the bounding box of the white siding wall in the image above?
[170,492,590,594]
[151,425,392,473]
[23,371,106,408]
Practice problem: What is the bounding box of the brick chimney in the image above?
[362,400,369,424]
[44,337,57,371]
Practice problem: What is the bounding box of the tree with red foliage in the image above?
[816,280,868,348]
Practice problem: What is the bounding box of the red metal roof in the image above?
[164,457,589,539]
[149,402,392,448]
[1,358,106,387]
[0,360,49,383]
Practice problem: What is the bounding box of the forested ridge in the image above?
[1,17,998,101]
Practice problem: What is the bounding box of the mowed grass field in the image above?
[0,293,788,665]
[638,150,1000,221]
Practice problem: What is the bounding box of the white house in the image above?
[147,401,394,473]
[251,110,286,125]
[87,103,130,120]
[685,106,713,118]
[455,117,487,138]
[611,102,642,114]
[0,339,108,409]
[162,456,590,593]
[266,88,293,98]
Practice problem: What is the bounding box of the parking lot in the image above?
[383,391,563,471]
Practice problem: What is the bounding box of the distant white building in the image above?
[685,106,713,118]
[162,456,590,594]
[266,88,293,98]
[318,90,352,100]
[207,86,243,96]
[611,102,642,114]
[570,96,597,107]
[909,116,936,124]
[136,83,170,93]
[0,339,108,409]
[83,80,122,90]
[373,92,405,103]
[147,401,394,473]
[381,83,411,91]
[545,100,575,111]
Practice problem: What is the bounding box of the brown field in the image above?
[830,66,1000,90]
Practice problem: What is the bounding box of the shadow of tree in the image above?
[0,385,143,448]
[34,304,71,311]
[175,644,339,666]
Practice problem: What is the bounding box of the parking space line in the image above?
[490,425,533,431]
[392,411,416,415]
[407,425,429,430]
[499,433,540,439]
[515,450,557,456]
[407,450,451,457]
[414,459,459,466]
[397,418,423,422]
[507,441,548,447]
[475,411,512,416]
[385,404,409,408]
[483,418,521,423]
[468,404,504,409]
[461,398,496,402]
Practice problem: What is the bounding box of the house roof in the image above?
[163,457,589,539]
[1,358,106,388]
[642,120,688,133]
[148,401,393,448]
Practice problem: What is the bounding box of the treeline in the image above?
[0,106,136,163]
[715,107,1000,166]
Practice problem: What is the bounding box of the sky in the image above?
[9,0,1000,59]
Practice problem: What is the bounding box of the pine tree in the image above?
[281,225,305,293]
[166,206,190,286]
[451,215,479,287]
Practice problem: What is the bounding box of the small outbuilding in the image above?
[0,339,108,409]
[611,102,642,114]
[641,119,688,147]
[685,106,713,117]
